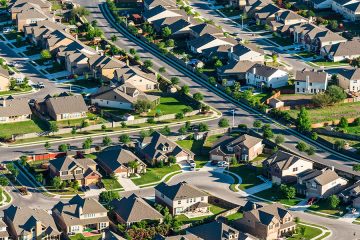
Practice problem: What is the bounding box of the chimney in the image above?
[252,202,257,210]
[252,67,256,75]
[331,166,334,171]
[1,99,5,107]
[230,46,233,53]
[78,206,83,216]
[35,220,42,238]
[75,34,78,40]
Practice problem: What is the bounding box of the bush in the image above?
[238,124,247,129]
[296,142,308,152]
[175,112,184,119]
[353,117,360,126]
[338,117,348,128]
[218,118,230,128]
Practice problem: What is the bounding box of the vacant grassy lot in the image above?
[131,164,181,186]
[148,96,189,116]
[176,139,208,168]
[287,101,360,123]
[0,119,46,137]
[229,164,263,190]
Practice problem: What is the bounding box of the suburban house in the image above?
[339,180,360,208]
[217,60,256,83]
[0,68,10,92]
[52,195,109,235]
[0,219,9,240]
[245,64,289,88]
[111,193,164,226]
[144,0,176,11]
[189,23,223,39]
[48,155,102,187]
[332,0,360,21]
[337,68,360,92]
[43,93,88,121]
[91,83,160,110]
[228,44,264,63]
[43,30,75,54]
[187,33,236,54]
[186,221,253,240]
[16,8,52,32]
[262,150,314,184]
[152,16,188,33]
[321,39,360,62]
[235,202,296,240]
[137,131,195,164]
[274,10,307,27]
[166,18,193,37]
[64,49,96,75]
[143,5,184,23]
[209,134,264,162]
[254,4,281,24]
[294,70,328,94]
[3,205,61,240]
[114,66,159,91]
[88,55,126,82]
[97,147,147,177]
[10,0,51,21]
[0,97,32,124]
[296,168,348,198]
[155,182,209,216]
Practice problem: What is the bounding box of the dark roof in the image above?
[155,181,207,201]
[168,18,191,33]
[45,93,88,115]
[263,150,311,171]
[338,68,360,81]
[247,63,283,77]
[246,203,291,225]
[324,39,360,57]
[295,70,328,84]
[231,43,263,56]
[111,194,163,223]
[189,23,223,36]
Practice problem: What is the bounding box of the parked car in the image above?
[37,82,45,88]
[188,160,196,168]
[19,186,28,195]
[218,161,229,168]
[2,27,14,34]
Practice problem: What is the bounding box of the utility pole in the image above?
[231,109,235,127]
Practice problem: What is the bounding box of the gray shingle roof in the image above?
[246,203,291,225]
[155,181,208,201]
[218,60,255,75]
[45,93,88,115]
[338,68,360,81]
[0,98,32,118]
[295,70,328,84]
[247,63,282,77]
[324,39,360,57]
[314,169,342,186]
[264,150,310,171]
[189,23,223,36]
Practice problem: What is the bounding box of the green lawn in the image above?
[287,101,360,123]
[102,177,122,190]
[55,113,107,128]
[296,51,317,59]
[4,32,23,40]
[176,140,208,168]
[226,212,243,221]
[254,187,301,206]
[219,7,242,17]
[70,79,100,88]
[70,234,101,240]
[310,59,348,67]
[0,119,47,137]
[229,164,263,190]
[148,96,189,116]
[288,224,323,240]
[176,204,227,224]
[308,199,347,216]
[270,36,294,46]
[203,134,223,149]
[45,63,65,73]
[0,86,32,96]
[131,164,181,186]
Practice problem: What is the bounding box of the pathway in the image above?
[244,181,272,195]
[116,173,139,191]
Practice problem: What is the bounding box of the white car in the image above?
[217,161,229,167]
[188,160,196,168]
[2,27,14,34]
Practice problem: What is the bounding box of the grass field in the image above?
[176,139,208,168]
[288,224,323,240]
[131,164,181,186]
[0,119,46,137]
[308,199,347,216]
[286,101,360,123]
[148,96,189,116]
[229,164,263,190]
[102,177,122,190]
[226,212,243,221]
[254,187,301,206]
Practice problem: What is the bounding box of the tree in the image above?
[128,160,139,172]
[306,146,316,155]
[214,59,223,68]
[327,194,340,209]
[35,174,43,184]
[71,127,77,135]
[338,117,348,128]
[275,135,285,145]
[271,53,278,63]
[159,67,166,74]
[327,85,346,104]
[166,39,175,48]
[329,20,338,30]
[312,93,332,107]
[311,132,318,140]
[0,176,9,187]
[129,48,137,55]
[99,191,120,203]
[19,155,27,166]
[193,93,204,101]
[103,136,112,146]
[284,2,291,9]
[71,6,90,17]
[175,112,184,119]
[296,107,311,132]
[198,123,209,132]
[44,142,51,151]
[119,134,130,145]
[143,60,153,69]
[218,118,230,128]
[170,77,180,85]
[354,117,360,126]
[40,49,52,59]
[180,85,190,95]
[82,138,93,149]
[334,139,345,150]
[48,122,59,135]
[253,120,262,132]
[111,35,118,42]
[52,176,62,190]
[160,125,171,136]
[134,100,153,113]
[281,185,296,199]
[162,26,172,38]
[58,144,68,152]
[353,164,360,171]
[178,126,187,135]
[308,10,316,17]
[168,156,177,165]
[263,127,274,139]
[296,141,308,151]
[0,0,7,7]
[298,226,306,238]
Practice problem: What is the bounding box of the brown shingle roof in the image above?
[155,181,208,201]
[0,98,31,118]
[45,93,88,115]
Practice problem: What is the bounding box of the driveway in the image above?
[116,173,139,191]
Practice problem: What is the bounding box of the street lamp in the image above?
[231,109,236,128]
[240,14,244,30]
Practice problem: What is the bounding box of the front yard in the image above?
[308,199,347,217]
[54,113,108,128]
[176,139,208,168]
[148,95,191,116]
[131,164,181,186]
[288,224,323,240]
[0,118,48,138]
[254,187,302,206]
[229,164,263,190]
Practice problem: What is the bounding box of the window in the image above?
[178,200,181,204]
[310,83,313,86]
[201,197,204,201]
[293,167,298,172]
[100,222,107,229]
[296,82,299,85]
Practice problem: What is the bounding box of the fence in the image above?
[25,152,66,162]
[310,117,356,128]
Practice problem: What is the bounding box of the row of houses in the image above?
[308,0,360,22]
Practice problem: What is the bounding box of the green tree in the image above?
[175,112,184,119]
[99,191,120,203]
[193,93,204,101]
[296,107,311,132]
[327,194,340,209]
[308,10,315,17]
[199,123,209,132]
[128,160,139,172]
[170,77,180,85]
[82,138,93,149]
[19,155,27,166]
[71,6,90,17]
[214,59,223,68]
[168,155,177,165]
[44,141,51,151]
[253,120,262,132]
[81,120,89,128]
[327,85,346,104]
[354,117,360,126]
[338,116,348,128]
[0,176,9,187]
[281,185,296,199]
[35,174,43,184]
[52,176,62,190]
[103,136,112,146]
[166,39,175,48]
[263,127,274,139]
[334,139,345,150]
[218,118,230,128]
[40,49,52,59]
[296,141,308,151]
[162,26,172,38]
[119,134,131,145]
[306,146,316,155]
[111,35,118,42]
[275,135,284,145]
[178,126,187,135]
[161,125,171,136]
[311,132,318,140]
[48,122,59,135]
[129,48,137,55]
[58,144,68,152]
[134,100,153,113]
[143,60,153,69]
[180,85,190,95]
[353,164,360,171]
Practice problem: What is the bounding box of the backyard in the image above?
[131,164,181,186]
[175,204,227,224]
[148,95,192,116]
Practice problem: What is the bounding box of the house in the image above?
[24,20,69,46]
[337,68,360,92]
[114,66,158,91]
[16,8,52,32]
[339,180,360,208]
[64,49,95,75]
[144,0,176,11]
[43,29,74,54]
[243,0,273,17]
[0,218,9,240]
[152,16,188,33]
[137,131,195,164]
[332,0,360,21]
[187,33,236,54]
[111,193,164,226]
[143,5,184,23]
[0,68,10,92]
[0,97,32,123]
[166,18,193,37]
[296,168,348,198]
[262,150,314,184]
[88,55,126,82]
[254,4,281,24]
[3,205,61,240]
[217,60,255,83]
[91,83,160,110]
[186,221,253,240]
[202,45,233,60]
[10,0,51,21]
[155,181,209,215]
[235,202,296,240]
[321,39,360,62]
[245,64,289,89]
[49,155,102,187]
[228,44,264,63]
[43,93,88,121]
[52,195,109,235]
[97,147,147,177]
[274,10,307,26]
[294,70,328,94]
[209,134,264,162]
[189,23,223,39]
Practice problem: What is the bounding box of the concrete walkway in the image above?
[244,181,272,195]
[339,211,360,223]
[116,173,139,191]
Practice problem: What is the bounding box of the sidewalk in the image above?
[116,173,139,191]
[244,181,272,195]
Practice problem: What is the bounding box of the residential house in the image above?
[24,20,69,46]
[114,66,158,91]
[111,193,164,226]
[186,221,253,240]
[270,10,308,35]
[144,0,176,11]
[157,233,202,239]
[48,155,102,187]
[88,55,126,82]
[217,60,255,83]
[189,23,223,39]
[321,39,360,62]
[137,131,195,164]
[166,18,193,37]
[339,180,360,208]
[187,33,236,54]
[43,93,88,121]
[202,45,233,60]
[332,0,360,21]
[0,97,32,123]
[155,181,209,215]
[294,69,329,94]
[236,202,296,240]
[310,0,333,9]
[43,29,75,54]
[3,205,61,240]
[91,83,160,110]
[0,68,10,92]
[262,150,314,184]
[143,5,184,23]
[245,64,289,88]
[337,68,360,92]
[152,16,188,33]
[16,8,52,32]
[296,168,348,198]
[254,4,281,24]
[64,49,96,75]
[0,219,9,240]
[10,0,51,20]
[97,147,147,177]
[209,134,264,162]
[243,0,273,17]
[228,44,264,63]
[52,195,109,235]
